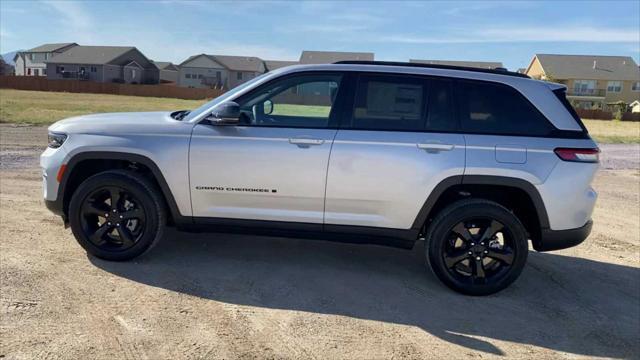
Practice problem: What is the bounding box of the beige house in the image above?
[178,54,265,89]
[525,54,640,110]
[410,59,504,69]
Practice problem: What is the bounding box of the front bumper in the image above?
[534,220,593,252]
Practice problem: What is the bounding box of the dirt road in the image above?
[1,125,638,359]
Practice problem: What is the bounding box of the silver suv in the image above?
[41,62,599,295]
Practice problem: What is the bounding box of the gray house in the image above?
[0,57,14,75]
[299,50,374,64]
[152,61,180,83]
[178,54,266,89]
[45,46,159,84]
[13,43,78,76]
[264,60,299,72]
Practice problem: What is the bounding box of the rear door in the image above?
[324,73,466,230]
[189,72,345,224]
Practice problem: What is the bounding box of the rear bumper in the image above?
[45,198,66,219]
[534,220,593,252]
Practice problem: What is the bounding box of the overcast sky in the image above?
[1,0,639,70]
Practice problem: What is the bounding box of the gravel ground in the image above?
[1,125,639,359]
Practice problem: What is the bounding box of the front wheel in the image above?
[68,170,166,261]
[426,199,528,295]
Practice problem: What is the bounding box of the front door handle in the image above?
[289,138,325,148]
[417,143,455,152]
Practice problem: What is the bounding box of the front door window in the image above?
[237,74,342,128]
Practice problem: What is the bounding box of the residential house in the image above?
[45,46,159,84]
[264,60,299,72]
[525,54,640,110]
[13,43,77,76]
[410,59,504,69]
[178,54,266,89]
[299,50,374,64]
[152,61,180,83]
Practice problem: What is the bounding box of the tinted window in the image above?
[457,80,554,136]
[351,75,426,131]
[426,79,456,132]
[237,74,342,128]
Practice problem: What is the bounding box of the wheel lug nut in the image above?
[471,242,475,246]
[119,215,123,219]
[468,251,472,255]
[481,242,484,246]
[476,256,481,260]
[104,213,109,217]
[113,209,117,213]
[484,250,488,254]
[116,223,120,226]
[108,222,111,225]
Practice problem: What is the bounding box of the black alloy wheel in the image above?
[443,218,515,284]
[69,170,165,261]
[426,199,528,295]
[79,186,146,251]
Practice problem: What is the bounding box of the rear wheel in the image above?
[69,170,165,261]
[426,199,528,295]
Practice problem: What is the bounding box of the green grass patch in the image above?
[582,119,640,144]
[271,104,331,118]
[0,89,203,125]
[1,90,638,144]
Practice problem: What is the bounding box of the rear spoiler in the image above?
[543,81,567,92]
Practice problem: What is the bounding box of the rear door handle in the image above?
[289,138,325,147]
[417,143,455,152]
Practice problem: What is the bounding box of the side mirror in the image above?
[206,101,240,125]
[264,99,274,115]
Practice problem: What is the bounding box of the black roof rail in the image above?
[333,60,530,79]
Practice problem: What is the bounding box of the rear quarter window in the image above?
[457,80,554,136]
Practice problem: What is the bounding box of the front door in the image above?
[189,73,345,224]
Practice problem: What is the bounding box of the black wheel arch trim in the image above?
[411,175,550,230]
[53,151,191,226]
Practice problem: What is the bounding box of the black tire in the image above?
[68,170,166,261]
[426,199,528,296]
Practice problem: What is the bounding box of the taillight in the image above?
[554,148,599,163]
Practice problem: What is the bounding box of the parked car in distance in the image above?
[41,61,599,295]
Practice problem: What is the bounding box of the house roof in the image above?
[529,54,640,81]
[264,60,299,71]
[299,50,374,64]
[45,46,138,65]
[180,54,264,72]
[410,59,504,69]
[25,43,77,53]
[152,61,179,71]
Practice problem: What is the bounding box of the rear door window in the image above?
[457,80,554,136]
[350,74,427,131]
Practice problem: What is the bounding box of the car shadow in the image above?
[90,229,640,358]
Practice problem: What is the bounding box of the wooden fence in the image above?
[0,76,225,100]
[575,108,640,121]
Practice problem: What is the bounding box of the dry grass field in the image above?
[0,89,638,143]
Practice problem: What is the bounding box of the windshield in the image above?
[182,72,274,122]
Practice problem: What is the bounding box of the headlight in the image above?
[48,132,67,148]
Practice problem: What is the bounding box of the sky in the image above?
[1,0,639,70]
